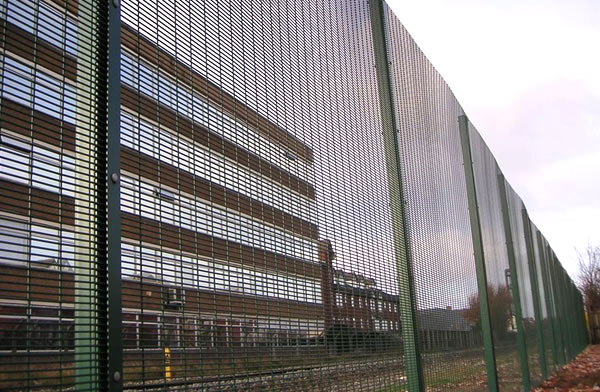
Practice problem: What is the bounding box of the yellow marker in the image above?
[164,347,172,380]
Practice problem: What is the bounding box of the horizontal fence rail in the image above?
[0,0,587,391]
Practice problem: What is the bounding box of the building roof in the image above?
[417,308,473,332]
[332,283,400,303]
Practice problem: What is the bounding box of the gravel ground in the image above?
[127,357,407,392]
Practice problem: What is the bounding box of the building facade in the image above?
[0,0,325,355]
[417,308,479,351]
[0,0,400,364]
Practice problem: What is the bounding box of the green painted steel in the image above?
[521,209,549,380]
[497,173,531,391]
[555,254,569,365]
[550,251,567,366]
[458,115,499,392]
[74,1,102,390]
[539,240,559,370]
[553,252,568,365]
[107,0,123,390]
[369,1,425,390]
[536,231,556,374]
[0,0,589,391]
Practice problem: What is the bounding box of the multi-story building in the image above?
[0,0,325,357]
[0,0,401,368]
[417,307,479,351]
[116,22,325,350]
[329,269,401,332]
[320,240,401,333]
[318,240,401,353]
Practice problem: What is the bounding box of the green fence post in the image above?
[565,277,573,360]
[550,252,567,365]
[545,249,560,367]
[459,115,498,392]
[74,1,102,389]
[106,0,123,390]
[539,241,558,370]
[535,231,556,373]
[578,290,588,350]
[577,286,584,351]
[564,271,576,360]
[558,265,570,362]
[569,282,578,357]
[369,1,425,391]
[562,271,573,359]
[521,210,548,380]
[497,174,531,390]
[576,286,584,351]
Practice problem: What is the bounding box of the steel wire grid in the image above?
[116,0,405,390]
[384,6,487,391]
[504,182,544,387]
[0,0,109,390]
[0,1,588,391]
[470,128,521,391]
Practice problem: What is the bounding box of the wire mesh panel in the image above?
[384,7,488,391]
[550,253,572,364]
[547,248,568,366]
[536,231,559,372]
[504,182,543,386]
[529,222,553,376]
[0,0,589,391]
[118,0,406,390]
[469,128,522,391]
[522,213,549,381]
[0,0,107,390]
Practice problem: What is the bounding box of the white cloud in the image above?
[386,0,600,280]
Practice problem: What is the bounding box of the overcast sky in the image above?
[386,0,600,281]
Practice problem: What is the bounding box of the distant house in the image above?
[418,307,480,351]
[319,240,401,333]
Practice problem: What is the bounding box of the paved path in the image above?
[533,345,600,392]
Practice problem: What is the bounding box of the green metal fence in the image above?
[0,0,587,391]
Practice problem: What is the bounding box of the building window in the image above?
[0,220,28,263]
[6,0,77,56]
[122,313,138,349]
[0,134,75,196]
[162,316,179,348]
[139,315,159,348]
[182,317,197,348]
[335,293,343,307]
[121,243,322,304]
[198,319,214,348]
[0,306,74,351]
[1,55,76,123]
[0,218,74,267]
[1,55,32,108]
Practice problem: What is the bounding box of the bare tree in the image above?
[577,244,600,313]
[463,284,513,342]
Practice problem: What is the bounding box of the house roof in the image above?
[417,308,474,332]
[332,283,400,303]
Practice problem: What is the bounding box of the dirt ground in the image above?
[533,345,600,392]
